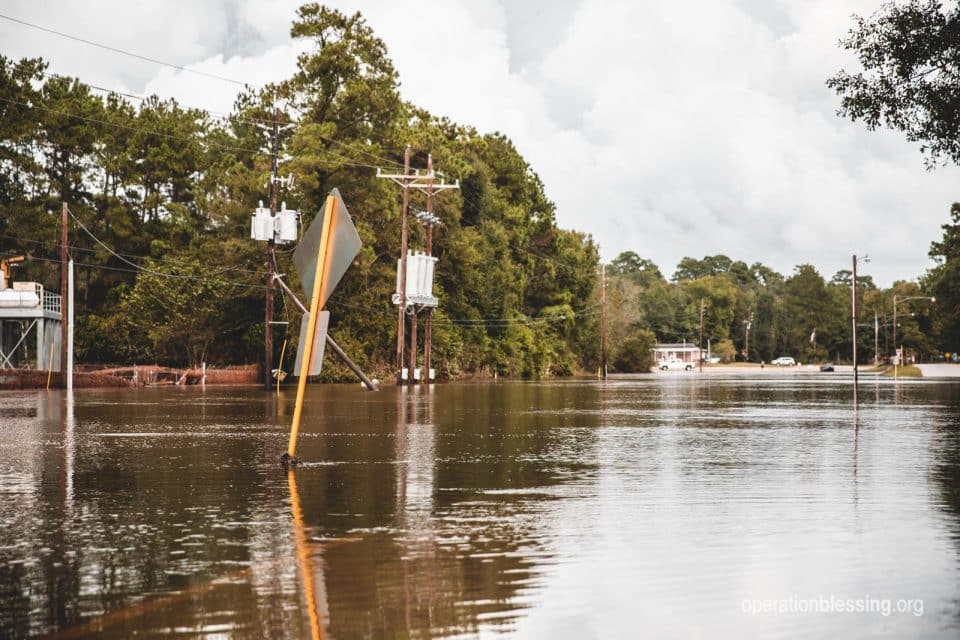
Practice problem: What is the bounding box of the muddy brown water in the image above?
[1,373,959,638]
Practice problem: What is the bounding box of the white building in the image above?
[652,342,706,364]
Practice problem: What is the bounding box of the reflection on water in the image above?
[1,374,960,637]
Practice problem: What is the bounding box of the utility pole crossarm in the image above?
[411,181,460,196]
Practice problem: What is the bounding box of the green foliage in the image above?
[612,328,656,373]
[926,203,960,349]
[827,0,960,166]
[0,5,600,379]
[711,339,737,363]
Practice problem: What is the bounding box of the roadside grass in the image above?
[880,365,922,377]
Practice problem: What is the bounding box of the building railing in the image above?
[41,286,61,315]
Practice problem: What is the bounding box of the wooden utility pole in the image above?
[397,146,412,383]
[699,299,705,373]
[600,263,607,379]
[264,106,280,389]
[852,254,858,388]
[376,145,414,384]
[423,154,435,384]
[60,203,68,388]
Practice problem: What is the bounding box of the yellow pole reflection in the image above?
[288,469,323,640]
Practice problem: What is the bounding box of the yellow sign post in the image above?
[282,195,336,465]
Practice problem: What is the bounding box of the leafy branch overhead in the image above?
[827,0,960,166]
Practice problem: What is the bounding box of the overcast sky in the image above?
[2,0,957,285]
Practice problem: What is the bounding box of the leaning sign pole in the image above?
[284,194,336,465]
[281,188,364,465]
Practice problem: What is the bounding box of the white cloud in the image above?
[2,0,957,284]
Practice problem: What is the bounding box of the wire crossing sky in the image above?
[2,0,958,286]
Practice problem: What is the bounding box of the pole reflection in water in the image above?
[287,469,324,640]
[64,390,75,507]
[396,385,436,527]
[852,405,860,510]
[394,385,439,630]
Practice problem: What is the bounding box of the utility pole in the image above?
[599,264,607,379]
[378,149,458,384]
[874,311,879,367]
[744,312,753,362]
[398,146,411,384]
[60,203,68,388]
[264,106,280,390]
[893,295,898,372]
[423,154,435,384]
[698,299,705,373]
[852,254,858,388]
[851,254,869,387]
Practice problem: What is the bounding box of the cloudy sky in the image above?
[2,0,957,285]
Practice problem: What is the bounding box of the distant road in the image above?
[917,364,960,378]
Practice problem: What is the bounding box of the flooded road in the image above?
[1,373,959,638]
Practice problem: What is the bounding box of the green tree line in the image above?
[0,4,598,380]
[602,250,951,371]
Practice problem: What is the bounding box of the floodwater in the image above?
[1,373,959,638]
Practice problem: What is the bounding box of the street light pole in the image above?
[892,294,936,373]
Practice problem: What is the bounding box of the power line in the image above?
[0,251,268,291]
[64,208,269,290]
[284,102,404,170]
[0,13,249,87]
[431,307,602,327]
[0,232,269,276]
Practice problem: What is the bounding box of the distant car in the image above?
[771,356,796,366]
[659,358,694,371]
[819,363,835,372]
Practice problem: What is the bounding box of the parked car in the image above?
[819,362,835,372]
[771,356,796,366]
[659,358,694,371]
